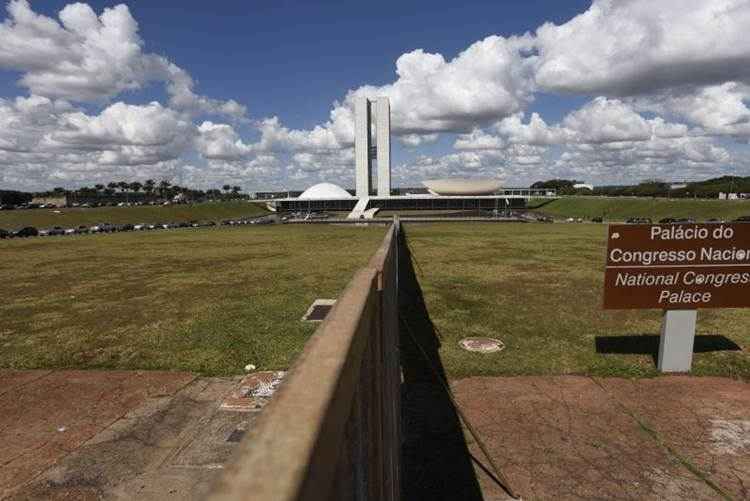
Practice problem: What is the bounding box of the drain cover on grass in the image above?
[302,299,336,322]
[459,337,505,353]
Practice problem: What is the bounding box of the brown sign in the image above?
[603,223,750,309]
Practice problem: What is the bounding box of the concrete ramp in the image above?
[347,197,370,219]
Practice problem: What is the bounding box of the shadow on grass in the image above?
[524,198,557,210]
[398,230,486,501]
[595,334,741,366]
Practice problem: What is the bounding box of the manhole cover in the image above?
[459,337,505,353]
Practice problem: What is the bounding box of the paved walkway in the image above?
[451,376,749,500]
[2,370,747,500]
[0,369,281,500]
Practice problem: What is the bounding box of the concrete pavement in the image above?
[0,370,281,500]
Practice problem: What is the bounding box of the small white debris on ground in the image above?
[220,371,286,413]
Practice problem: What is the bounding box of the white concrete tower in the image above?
[376,97,391,196]
[354,97,372,198]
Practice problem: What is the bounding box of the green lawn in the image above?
[404,223,750,379]
[529,197,750,221]
[0,225,385,375]
[0,201,268,230]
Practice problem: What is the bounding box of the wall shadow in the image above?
[595,334,741,365]
[398,230,485,501]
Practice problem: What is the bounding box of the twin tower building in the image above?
[355,96,391,198]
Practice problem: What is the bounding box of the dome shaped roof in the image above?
[298,183,353,199]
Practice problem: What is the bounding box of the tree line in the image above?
[532,176,750,198]
[10,180,244,200]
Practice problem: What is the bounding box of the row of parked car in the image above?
[220,216,274,226]
[625,216,750,224]
[0,218,277,240]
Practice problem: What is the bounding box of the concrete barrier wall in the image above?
[207,221,400,501]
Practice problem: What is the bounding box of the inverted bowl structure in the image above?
[422,178,503,196]
[299,183,353,200]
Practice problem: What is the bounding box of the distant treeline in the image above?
[532,176,750,198]
[0,190,32,205]
[3,180,245,202]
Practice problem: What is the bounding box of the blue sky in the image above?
[1,0,749,192]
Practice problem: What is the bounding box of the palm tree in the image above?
[130,181,143,193]
[144,179,155,195]
[222,184,231,193]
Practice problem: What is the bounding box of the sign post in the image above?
[603,223,750,372]
[658,310,697,372]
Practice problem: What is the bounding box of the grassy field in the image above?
[529,197,750,221]
[0,201,268,230]
[0,225,385,375]
[404,223,750,379]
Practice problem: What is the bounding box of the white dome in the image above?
[298,183,352,199]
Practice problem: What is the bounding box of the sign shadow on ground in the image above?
[595,334,741,366]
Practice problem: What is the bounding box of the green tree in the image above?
[158,180,171,196]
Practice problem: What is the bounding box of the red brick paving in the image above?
[2,370,747,500]
[0,370,195,499]
[452,376,749,500]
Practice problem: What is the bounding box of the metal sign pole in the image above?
[657,309,697,372]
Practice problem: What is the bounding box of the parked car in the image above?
[626,217,652,224]
[14,226,38,238]
[706,218,724,223]
[48,226,65,236]
[0,228,10,239]
[592,216,603,223]
[64,228,76,235]
[536,216,554,223]
[75,226,89,234]
[734,215,750,223]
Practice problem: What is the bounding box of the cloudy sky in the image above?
[1,0,750,192]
